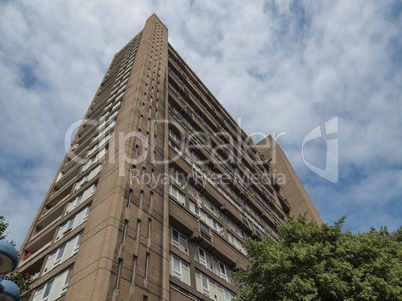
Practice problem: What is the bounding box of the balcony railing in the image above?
[19,241,51,268]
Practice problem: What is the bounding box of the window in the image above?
[228,233,246,255]
[198,248,207,267]
[141,168,146,181]
[73,232,83,254]
[147,219,152,239]
[135,145,139,158]
[189,201,201,217]
[135,219,141,241]
[139,191,144,208]
[131,166,136,181]
[224,289,230,301]
[84,205,91,221]
[115,258,123,290]
[170,168,185,186]
[219,263,228,281]
[145,253,150,279]
[172,256,181,279]
[34,267,75,300]
[143,296,148,301]
[77,174,89,191]
[195,205,200,217]
[209,203,215,214]
[47,250,57,265]
[139,115,143,124]
[74,194,83,208]
[169,185,185,206]
[229,233,235,244]
[54,244,66,267]
[149,192,153,209]
[241,230,246,239]
[172,229,179,247]
[169,129,177,141]
[212,220,220,231]
[169,253,191,285]
[127,189,133,208]
[131,256,137,285]
[201,273,209,296]
[122,220,128,244]
[200,223,209,235]
[61,266,73,295]
[170,185,178,198]
[43,278,54,299]
[34,285,44,298]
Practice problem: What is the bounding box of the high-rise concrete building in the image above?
[18,14,321,301]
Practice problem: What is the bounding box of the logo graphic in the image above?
[302,117,338,183]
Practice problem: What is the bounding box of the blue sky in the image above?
[0,0,401,247]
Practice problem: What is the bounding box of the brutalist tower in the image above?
[18,14,322,301]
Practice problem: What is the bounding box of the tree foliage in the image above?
[233,216,402,301]
[4,270,33,297]
[0,216,9,241]
[1,216,33,299]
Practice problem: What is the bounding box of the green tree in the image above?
[0,216,9,241]
[0,216,33,299]
[233,216,402,301]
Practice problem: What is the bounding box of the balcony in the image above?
[32,213,62,242]
[86,95,109,120]
[210,231,248,270]
[273,179,281,191]
[189,169,205,192]
[169,199,198,237]
[23,229,55,271]
[180,104,194,120]
[47,182,74,210]
[19,241,51,268]
[204,183,242,222]
[61,144,91,175]
[251,228,263,241]
[41,193,70,220]
[239,215,252,234]
[190,223,213,251]
[278,195,291,213]
[53,168,80,193]
[59,159,80,180]
[78,121,97,140]
[261,211,277,228]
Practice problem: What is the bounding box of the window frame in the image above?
[198,247,207,267]
[54,244,66,267]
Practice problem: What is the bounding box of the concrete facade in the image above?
[18,14,322,301]
[257,136,322,224]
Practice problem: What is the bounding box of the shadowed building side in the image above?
[257,135,322,225]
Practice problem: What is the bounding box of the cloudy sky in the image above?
[0,0,401,247]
